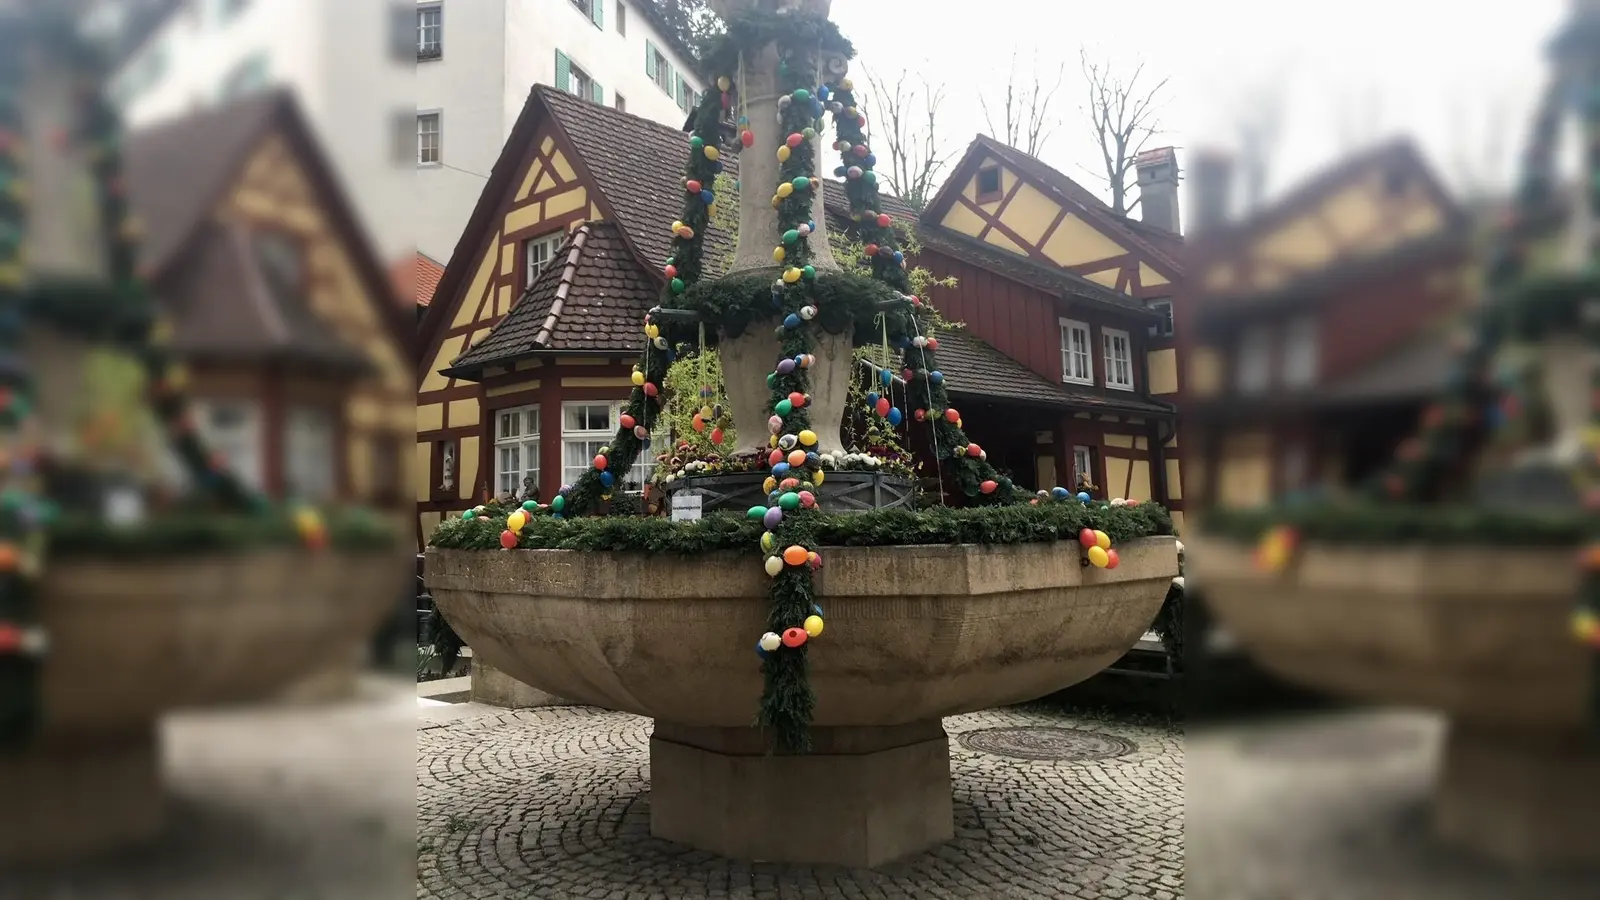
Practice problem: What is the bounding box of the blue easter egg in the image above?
[893,251,904,263]
[835,166,848,177]
[784,313,801,329]
[867,391,880,406]
[700,189,715,204]
[806,452,819,464]
[866,154,877,166]
[929,371,944,384]
[880,369,892,387]
[773,462,790,476]
[600,471,614,488]
[1077,491,1091,502]
[887,407,903,426]
[1051,486,1069,499]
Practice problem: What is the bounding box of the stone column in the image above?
[706,0,851,455]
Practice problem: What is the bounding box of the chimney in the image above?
[1188,148,1234,233]
[1134,146,1181,233]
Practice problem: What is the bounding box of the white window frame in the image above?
[1073,445,1094,488]
[650,45,672,94]
[1102,327,1134,391]
[1059,318,1093,385]
[417,110,441,166]
[1282,316,1319,388]
[566,61,594,100]
[524,231,565,285]
[417,3,442,59]
[1236,326,1273,394]
[285,405,337,501]
[494,405,541,498]
[192,399,264,493]
[562,401,654,492]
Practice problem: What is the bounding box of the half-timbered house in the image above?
[914,136,1188,526]
[1178,139,1475,510]
[126,90,415,510]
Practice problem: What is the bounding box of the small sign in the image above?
[670,491,703,522]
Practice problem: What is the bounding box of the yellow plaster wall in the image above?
[1189,347,1222,397]
[1139,262,1169,288]
[515,157,548,201]
[549,149,577,183]
[1165,459,1183,500]
[561,376,633,388]
[446,398,479,428]
[1106,456,1130,498]
[1257,215,1336,270]
[423,335,465,392]
[487,379,542,396]
[458,436,480,500]
[452,233,501,327]
[417,402,443,433]
[1127,459,1151,502]
[1041,215,1126,267]
[500,243,516,275]
[544,187,586,219]
[997,182,1058,247]
[419,511,441,541]
[1147,349,1178,394]
[1084,268,1120,288]
[940,202,986,238]
[1104,434,1136,449]
[983,228,1028,255]
[495,284,513,317]
[1171,511,1185,534]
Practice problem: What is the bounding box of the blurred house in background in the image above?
[1179,139,1475,510]
[106,0,414,261]
[911,137,1187,524]
[126,89,415,508]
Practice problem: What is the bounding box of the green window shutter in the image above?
[591,79,604,104]
[674,73,684,107]
[590,0,603,29]
[645,40,657,80]
[555,50,570,92]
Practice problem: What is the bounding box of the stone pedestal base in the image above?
[471,659,567,709]
[649,720,953,867]
[1435,723,1599,868]
[0,728,162,864]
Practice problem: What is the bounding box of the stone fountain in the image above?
[428,0,1180,867]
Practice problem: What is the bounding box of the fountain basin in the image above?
[426,536,1177,865]
[2,547,408,864]
[1186,531,1596,868]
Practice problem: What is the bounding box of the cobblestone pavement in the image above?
[5,678,417,900]
[1187,710,1599,900]
[417,704,1185,900]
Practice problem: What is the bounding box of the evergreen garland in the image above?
[824,80,1017,504]
[556,87,728,519]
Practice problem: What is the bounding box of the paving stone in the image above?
[418,704,1183,899]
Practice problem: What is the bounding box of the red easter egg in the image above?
[740,130,755,147]
[926,337,939,351]
[643,382,659,396]
[799,490,816,508]
[914,409,926,421]
[1105,549,1120,569]
[786,133,804,147]
[664,264,677,278]
[686,179,702,193]
[780,478,800,491]
[980,480,997,494]
[620,414,636,429]
[1079,528,1097,548]
[593,455,608,471]
[499,530,518,549]
[769,449,784,466]
[710,427,724,445]
[864,243,878,257]
[788,391,806,408]
[877,213,891,227]
[944,408,959,423]
[875,397,891,416]
[782,627,808,647]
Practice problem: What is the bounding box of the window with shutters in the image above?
[647,41,672,94]
[615,93,627,113]
[1102,328,1134,390]
[1059,318,1092,385]
[570,0,602,28]
[416,111,441,165]
[417,3,442,59]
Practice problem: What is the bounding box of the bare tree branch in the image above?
[1080,47,1170,215]
[1232,70,1291,213]
[862,65,959,213]
[979,50,1065,157]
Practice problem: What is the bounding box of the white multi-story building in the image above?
[414,0,705,264]
[107,0,415,261]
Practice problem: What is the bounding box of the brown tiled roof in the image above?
[125,90,286,278]
[159,221,368,374]
[896,328,1174,415]
[917,225,1157,319]
[446,222,656,373]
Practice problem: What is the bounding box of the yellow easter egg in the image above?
[1094,530,1111,550]
[804,615,824,638]
[1087,545,1109,568]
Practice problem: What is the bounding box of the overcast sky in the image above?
[828,0,1569,214]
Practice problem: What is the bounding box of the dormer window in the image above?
[976,165,1003,202]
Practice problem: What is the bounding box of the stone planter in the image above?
[426,536,1178,866]
[1,548,409,864]
[1185,532,1596,867]
[665,470,915,516]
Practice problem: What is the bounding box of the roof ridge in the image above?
[533,223,593,348]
